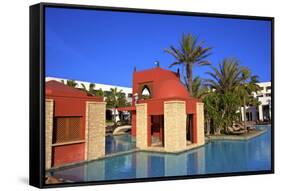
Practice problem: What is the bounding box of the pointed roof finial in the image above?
[154,61,160,67]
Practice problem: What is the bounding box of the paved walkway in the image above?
[207,129,267,141]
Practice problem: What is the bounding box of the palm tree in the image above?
[105,88,127,109]
[66,80,78,88]
[192,76,209,99]
[205,58,260,133]
[81,84,105,97]
[203,92,214,135]
[203,89,240,135]
[88,83,96,95]
[205,58,245,93]
[81,83,96,95]
[236,74,261,128]
[80,83,94,95]
[88,83,95,93]
[165,33,212,96]
[203,92,224,135]
[105,88,128,125]
[95,88,104,97]
[81,83,88,93]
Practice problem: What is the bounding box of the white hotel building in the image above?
[241,82,272,122]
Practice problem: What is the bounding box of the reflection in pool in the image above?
[50,125,271,182]
[105,134,136,155]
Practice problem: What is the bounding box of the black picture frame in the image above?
[30,2,274,188]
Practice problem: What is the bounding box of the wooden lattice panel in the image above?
[53,117,82,143]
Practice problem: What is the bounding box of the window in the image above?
[128,93,133,98]
[141,85,151,99]
[142,88,150,95]
[53,117,83,144]
[266,93,271,97]
[266,86,271,91]
[257,95,263,98]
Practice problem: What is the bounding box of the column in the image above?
[241,107,245,121]
[164,101,186,152]
[136,103,148,149]
[85,101,106,161]
[45,99,54,170]
[196,102,205,146]
[258,105,263,121]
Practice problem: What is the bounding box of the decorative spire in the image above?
[154,61,160,68]
[134,66,137,72]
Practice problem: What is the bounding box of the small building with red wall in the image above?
[120,66,205,153]
[45,80,106,169]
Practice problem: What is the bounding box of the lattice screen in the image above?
[53,117,82,143]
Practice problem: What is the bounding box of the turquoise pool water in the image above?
[50,125,271,182]
[106,134,136,155]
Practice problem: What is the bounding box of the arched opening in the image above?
[150,115,164,147]
[141,85,151,99]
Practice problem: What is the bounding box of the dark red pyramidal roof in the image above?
[46,80,88,98]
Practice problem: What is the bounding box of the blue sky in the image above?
[45,7,271,87]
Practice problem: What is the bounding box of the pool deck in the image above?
[138,143,205,154]
[207,129,267,141]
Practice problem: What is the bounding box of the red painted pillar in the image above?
[193,114,197,143]
[131,111,136,136]
[147,115,151,146]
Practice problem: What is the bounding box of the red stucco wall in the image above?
[46,80,103,167]
[52,143,85,167]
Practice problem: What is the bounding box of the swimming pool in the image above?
[50,125,271,182]
[105,134,136,155]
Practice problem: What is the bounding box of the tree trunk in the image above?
[187,63,193,95]
[215,127,221,135]
[206,118,210,136]
[224,126,229,134]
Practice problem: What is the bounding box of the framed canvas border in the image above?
[29,2,274,188]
